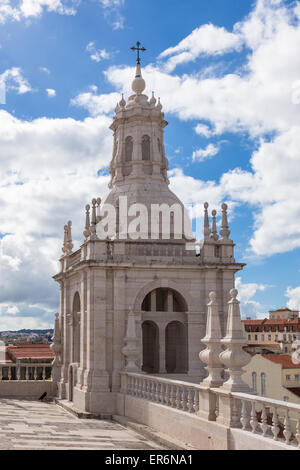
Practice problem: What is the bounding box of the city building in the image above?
[244,354,300,403]
[242,308,300,354]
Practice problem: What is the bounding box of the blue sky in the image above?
[0,0,300,329]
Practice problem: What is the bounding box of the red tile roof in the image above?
[242,318,300,332]
[7,344,54,360]
[262,354,300,369]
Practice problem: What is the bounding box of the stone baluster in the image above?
[8,366,12,380]
[155,382,160,403]
[181,387,188,411]
[260,403,268,437]
[170,385,175,408]
[90,198,97,238]
[0,367,2,381]
[17,365,21,380]
[271,407,280,441]
[34,367,38,380]
[193,390,199,413]
[26,367,29,381]
[187,388,193,413]
[42,367,46,380]
[199,291,224,388]
[122,310,140,371]
[283,409,292,445]
[175,386,181,409]
[250,401,258,433]
[219,289,251,393]
[240,400,250,430]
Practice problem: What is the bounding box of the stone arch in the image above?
[133,279,193,313]
[142,135,150,161]
[125,136,133,162]
[142,288,187,312]
[142,321,159,373]
[165,321,188,373]
[72,291,81,364]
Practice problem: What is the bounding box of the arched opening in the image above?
[142,321,159,373]
[165,321,188,373]
[72,292,81,364]
[142,135,150,161]
[125,136,133,162]
[141,288,187,313]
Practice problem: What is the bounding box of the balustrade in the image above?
[0,364,52,381]
[122,372,300,449]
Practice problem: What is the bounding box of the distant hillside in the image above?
[0,329,53,334]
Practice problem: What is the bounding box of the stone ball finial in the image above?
[222,203,228,211]
[96,197,101,205]
[92,198,97,205]
[85,204,90,211]
[230,288,238,299]
[204,202,209,209]
[209,291,216,302]
[55,312,59,319]
[132,76,146,95]
[212,209,217,216]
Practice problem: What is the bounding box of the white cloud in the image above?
[46,88,56,97]
[192,143,220,162]
[0,67,32,95]
[98,0,124,30]
[40,66,50,74]
[0,109,112,328]
[285,286,300,311]
[86,42,110,63]
[0,0,79,23]
[159,24,243,72]
[235,276,269,319]
[194,123,215,138]
[71,90,120,116]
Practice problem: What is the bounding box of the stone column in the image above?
[122,310,141,371]
[158,323,167,374]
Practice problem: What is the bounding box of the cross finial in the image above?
[130,41,146,65]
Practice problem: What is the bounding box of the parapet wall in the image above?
[0,381,57,398]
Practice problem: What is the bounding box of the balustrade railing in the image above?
[123,372,300,449]
[124,373,201,414]
[0,364,52,381]
[231,392,300,448]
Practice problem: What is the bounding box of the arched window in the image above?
[252,372,257,393]
[261,372,266,396]
[125,136,133,162]
[142,135,150,161]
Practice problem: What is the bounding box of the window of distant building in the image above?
[284,347,288,353]
[261,373,266,396]
[283,396,289,402]
[286,375,291,381]
[295,375,299,381]
[252,372,257,393]
[288,334,292,342]
[248,334,251,340]
[255,335,258,341]
[261,334,265,341]
[284,326,287,332]
[268,335,271,341]
[283,334,287,341]
[275,334,278,341]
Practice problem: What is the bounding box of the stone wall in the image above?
[0,381,57,398]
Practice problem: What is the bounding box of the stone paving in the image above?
[0,399,166,450]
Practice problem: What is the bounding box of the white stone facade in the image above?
[53,59,245,415]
